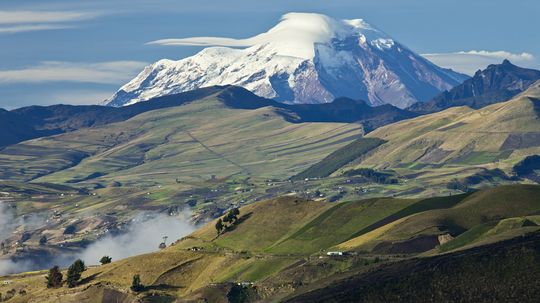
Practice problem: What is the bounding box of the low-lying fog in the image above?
[0,204,196,276]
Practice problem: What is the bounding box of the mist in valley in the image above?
[0,208,197,276]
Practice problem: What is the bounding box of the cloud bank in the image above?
[422,50,538,75]
[0,61,148,84]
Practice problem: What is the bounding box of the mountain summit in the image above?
[106,13,467,108]
[409,60,540,113]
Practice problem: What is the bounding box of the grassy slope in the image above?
[362,94,540,167]
[2,185,540,302]
[285,231,540,303]
[0,95,363,185]
[306,85,540,191]
[332,185,540,253]
[291,138,384,180]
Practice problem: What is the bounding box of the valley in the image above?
[1,6,539,303]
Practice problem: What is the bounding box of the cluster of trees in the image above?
[215,207,240,235]
[45,260,86,289]
[46,256,112,289]
[45,256,146,295]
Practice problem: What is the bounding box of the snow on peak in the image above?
[108,13,468,108]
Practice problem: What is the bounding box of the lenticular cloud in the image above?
[147,12,383,59]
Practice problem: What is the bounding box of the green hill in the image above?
[3,185,539,302]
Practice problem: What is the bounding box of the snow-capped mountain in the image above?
[106,13,468,108]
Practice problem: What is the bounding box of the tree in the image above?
[99,256,112,265]
[215,218,224,234]
[46,266,63,288]
[66,259,86,288]
[39,235,48,246]
[20,232,31,243]
[131,274,144,292]
[225,208,240,223]
[64,224,77,235]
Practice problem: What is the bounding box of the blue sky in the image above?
[1,0,538,109]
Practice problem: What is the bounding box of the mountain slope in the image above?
[296,81,540,189]
[0,86,414,150]
[106,13,467,108]
[409,60,540,113]
[0,90,364,184]
[0,86,224,149]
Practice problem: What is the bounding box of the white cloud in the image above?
[0,61,148,84]
[0,10,98,24]
[0,24,74,33]
[0,10,101,33]
[422,50,538,75]
[147,13,381,59]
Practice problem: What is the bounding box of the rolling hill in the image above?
[0,87,365,185]
[299,80,540,189]
[0,86,414,150]
[1,184,539,302]
[0,87,224,149]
